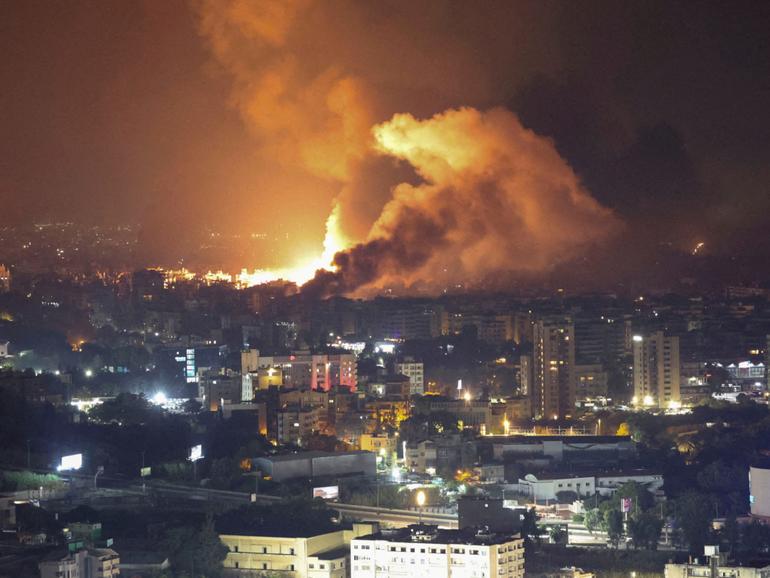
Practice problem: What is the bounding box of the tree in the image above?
[741,521,770,555]
[15,503,61,535]
[182,398,202,415]
[721,512,740,554]
[89,393,159,425]
[584,508,602,534]
[521,507,544,549]
[627,512,663,550]
[548,525,568,544]
[162,517,228,578]
[673,491,714,553]
[555,490,579,504]
[605,509,624,548]
[208,457,240,490]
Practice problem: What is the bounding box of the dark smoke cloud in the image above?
[304,107,621,296]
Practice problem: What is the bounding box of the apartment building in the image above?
[351,525,524,578]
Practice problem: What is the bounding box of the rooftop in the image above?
[356,524,521,546]
[261,450,373,462]
[314,546,349,560]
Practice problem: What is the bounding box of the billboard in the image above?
[58,453,83,472]
[312,486,339,500]
[140,467,152,477]
[620,497,632,513]
[189,444,203,462]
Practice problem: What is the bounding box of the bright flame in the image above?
[236,212,347,287]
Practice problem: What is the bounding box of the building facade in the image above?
[395,361,425,396]
[351,525,524,578]
[533,319,576,420]
[632,332,681,409]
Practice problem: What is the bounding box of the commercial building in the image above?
[220,522,377,578]
[253,451,376,482]
[726,361,765,390]
[351,524,525,578]
[533,318,576,420]
[632,332,681,409]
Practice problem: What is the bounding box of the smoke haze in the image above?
[3,0,770,284]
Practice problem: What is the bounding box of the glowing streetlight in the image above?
[152,392,167,405]
[463,390,471,403]
[84,369,93,378]
[416,490,426,524]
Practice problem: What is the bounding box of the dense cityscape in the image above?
[3,1,770,578]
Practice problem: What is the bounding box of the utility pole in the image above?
[141,450,146,494]
[26,439,31,469]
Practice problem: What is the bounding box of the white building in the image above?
[0,341,8,358]
[39,547,120,578]
[351,525,524,578]
[516,471,664,502]
[750,464,770,519]
[241,349,357,400]
[396,361,424,395]
[665,546,770,578]
[633,332,681,409]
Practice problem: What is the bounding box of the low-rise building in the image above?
[219,522,377,578]
[489,435,635,467]
[405,436,477,477]
[39,547,120,578]
[351,524,525,578]
[253,451,376,482]
[359,434,397,467]
[515,470,663,502]
[665,546,770,578]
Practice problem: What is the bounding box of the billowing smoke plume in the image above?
[195,1,621,295]
[304,107,620,296]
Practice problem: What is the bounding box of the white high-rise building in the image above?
[632,331,681,409]
[351,525,524,578]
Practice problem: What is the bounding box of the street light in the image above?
[416,490,426,524]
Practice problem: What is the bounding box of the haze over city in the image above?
[2,2,770,578]
[3,1,770,295]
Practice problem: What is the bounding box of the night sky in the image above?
[1,1,769,284]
